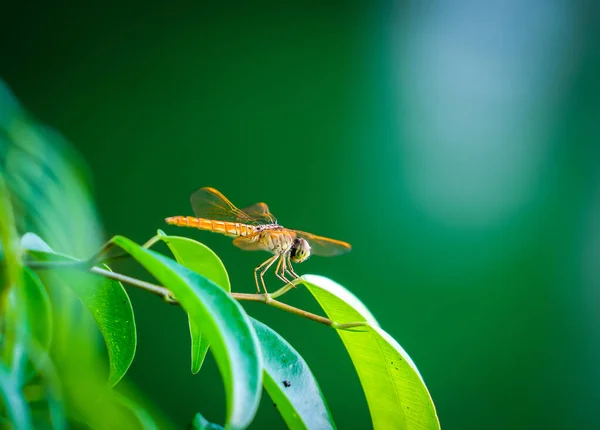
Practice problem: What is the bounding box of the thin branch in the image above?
[266,299,333,326]
[91,267,178,304]
[141,235,161,249]
[25,260,367,330]
[94,267,338,326]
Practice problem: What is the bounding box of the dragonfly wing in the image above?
[293,230,352,257]
[233,236,267,252]
[240,202,276,225]
[190,187,255,223]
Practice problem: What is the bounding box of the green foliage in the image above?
[303,275,441,429]
[22,236,136,387]
[159,231,336,428]
[6,268,52,383]
[109,235,262,429]
[251,318,335,430]
[0,80,166,429]
[0,79,439,428]
[156,229,231,374]
[0,363,33,429]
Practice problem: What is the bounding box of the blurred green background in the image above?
[2,1,599,429]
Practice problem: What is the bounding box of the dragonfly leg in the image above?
[281,253,301,291]
[254,255,274,293]
[285,253,300,280]
[274,253,292,287]
[254,254,280,296]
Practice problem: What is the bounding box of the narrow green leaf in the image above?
[2,279,25,376]
[22,234,136,387]
[252,318,335,430]
[156,230,230,374]
[192,412,224,430]
[301,275,440,430]
[5,267,53,384]
[21,268,53,353]
[110,235,262,429]
[0,172,21,305]
[0,364,33,429]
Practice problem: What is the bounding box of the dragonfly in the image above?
[165,187,351,295]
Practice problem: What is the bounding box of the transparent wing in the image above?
[233,235,267,252]
[293,230,352,257]
[190,187,269,225]
[240,202,276,224]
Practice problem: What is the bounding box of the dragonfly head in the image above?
[290,238,311,263]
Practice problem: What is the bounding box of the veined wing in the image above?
[241,202,276,224]
[190,187,275,225]
[293,230,352,257]
[232,235,268,252]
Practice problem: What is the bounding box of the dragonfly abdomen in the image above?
[165,216,256,237]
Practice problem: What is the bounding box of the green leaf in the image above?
[21,232,54,253]
[5,267,53,384]
[152,234,335,428]
[21,268,53,352]
[156,230,231,374]
[22,234,136,387]
[0,364,33,429]
[155,231,231,291]
[189,323,211,375]
[0,172,21,301]
[301,275,440,430]
[251,318,335,430]
[1,110,104,258]
[109,235,262,429]
[192,412,224,430]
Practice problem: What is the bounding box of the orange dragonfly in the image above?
[165,187,351,295]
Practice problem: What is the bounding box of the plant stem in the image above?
[25,260,367,330]
[141,235,161,249]
[265,299,333,326]
[97,268,341,327]
[91,267,178,304]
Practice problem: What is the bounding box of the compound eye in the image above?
[290,238,311,263]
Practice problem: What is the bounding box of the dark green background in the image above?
[2,2,599,429]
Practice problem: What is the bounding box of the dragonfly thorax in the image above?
[254,223,281,233]
[290,238,311,263]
